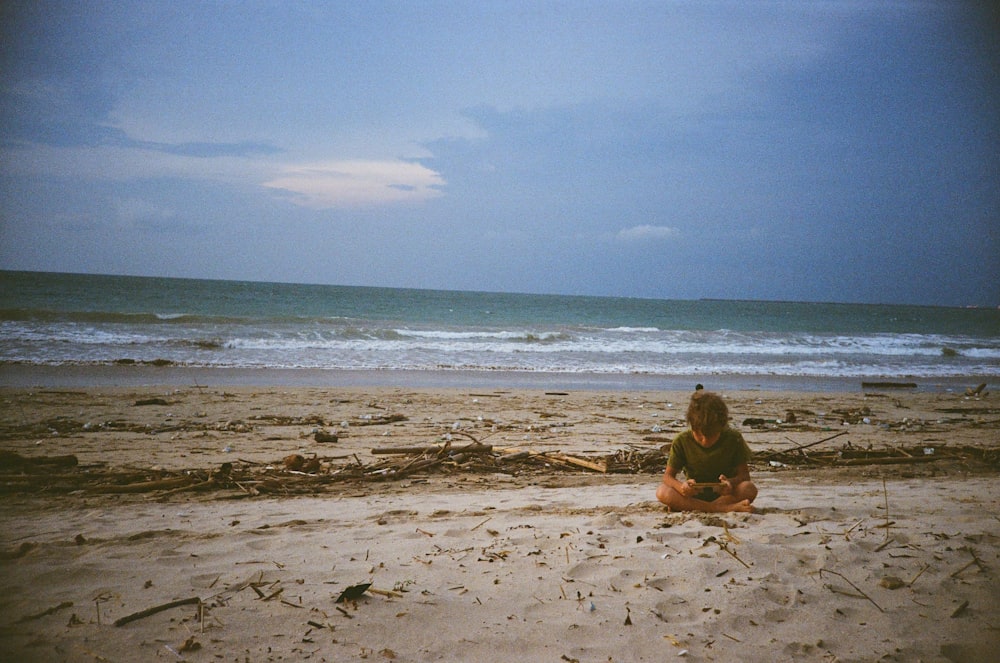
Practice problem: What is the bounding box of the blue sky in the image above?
[1,1,997,306]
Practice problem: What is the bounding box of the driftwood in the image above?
[17,600,74,623]
[92,476,196,494]
[352,414,408,426]
[759,442,998,469]
[0,451,79,469]
[371,443,493,455]
[540,452,607,473]
[0,435,995,498]
[114,596,201,627]
[837,455,940,466]
[133,398,170,406]
[758,431,849,460]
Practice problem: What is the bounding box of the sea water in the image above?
[1,271,997,381]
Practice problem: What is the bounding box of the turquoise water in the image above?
[1,270,997,379]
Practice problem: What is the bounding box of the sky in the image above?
[1,1,997,306]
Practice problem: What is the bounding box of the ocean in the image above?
[1,271,997,389]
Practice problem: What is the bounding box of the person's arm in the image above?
[662,465,696,497]
[718,463,751,496]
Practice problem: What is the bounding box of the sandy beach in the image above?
[1,380,998,662]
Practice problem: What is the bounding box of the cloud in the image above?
[262,160,445,209]
[113,196,173,221]
[616,225,679,241]
[151,141,283,158]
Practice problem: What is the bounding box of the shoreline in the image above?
[0,363,992,393]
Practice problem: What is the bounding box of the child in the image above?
[656,390,757,513]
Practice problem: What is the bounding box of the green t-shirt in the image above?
[667,427,752,483]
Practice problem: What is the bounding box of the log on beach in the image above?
[0,451,79,469]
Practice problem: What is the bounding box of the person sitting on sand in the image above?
[656,390,757,513]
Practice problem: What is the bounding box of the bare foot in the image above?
[712,497,754,513]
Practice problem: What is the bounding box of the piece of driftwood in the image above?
[352,414,408,426]
[758,431,848,461]
[371,443,493,455]
[819,569,883,612]
[92,476,195,494]
[0,451,79,469]
[134,398,170,406]
[114,596,201,627]
[17,601,74,623]
[1,437,994,498]
[837,455,940,467]
[545,453,607,473]
[498,447,611,473]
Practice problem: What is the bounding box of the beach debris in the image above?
[114,596,202,627]
[965,382,987,397]
[950,547,987,578]
[371,442,493,456]
[353,413,408,426]
[818,568,883,612]
[283,454,306,471]
[0,437,991,498]
[133,398,170,406]
[335,582,372,603]
[0,542,35,560]
[879,576,905,590]
[0,400,996,503]
[314,430,339,443]
[16,601,74,623]
[0,450,78,469]
[94,475,197,494]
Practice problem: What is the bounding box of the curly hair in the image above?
[685,390,729,436]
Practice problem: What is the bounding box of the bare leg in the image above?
[729,479,758,504]
[656,481,756,513]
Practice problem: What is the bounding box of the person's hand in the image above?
[717,475,733,496]
[679,479,697,497]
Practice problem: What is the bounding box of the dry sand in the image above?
[1,384,998,662]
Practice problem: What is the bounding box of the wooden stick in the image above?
[759,431,848,460]
[93,476,195,494]
[470,517,492,531]
[0,451,79,469]
[114,597,201,627]
[819,569,883,612]
[17,601,74,623]
[837,456,939,466]
[908,563,930,587]
[545,453,607,473]
[371,443,492,455]
[950,558,980,578]
[367,588,403,599]
[717,542,750,569]
[882,476,891,539]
